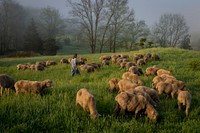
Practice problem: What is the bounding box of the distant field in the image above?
[0,48,200,132]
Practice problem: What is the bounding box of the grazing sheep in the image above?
[128,66,143,76]
[122,72,143,85]
[114,92,158,121]
[78,57,87,65]
[35,64,45,71]
[144,53,152,62]
[151,54,160,61]
[35,61,46,67]
[16,64,29,70]
[108,78,121,92]
[145,65,159,76]
[120,54,129,59]
[155,81,175,98]
[125,62,136,71]
[60,58,68,64]
[76,88,100,120]
[0,74,15,96]
[79,65,95,72]
[177,90,191,117]
[137,59,146,66]
[157,69,172,76]
[119,62,127,69]
[87,63,101,69]
[45,60,57,66]
[134,86,160,106]
[102,59,110,66]
[14,79,54,95]
[118,79,138,93]
[99,55,111,61]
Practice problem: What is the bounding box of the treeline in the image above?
[0,0,192,56]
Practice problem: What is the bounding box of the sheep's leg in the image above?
[0,86,3,96]
[178,101,182,111]
[186,107,189,117]
[113,103,120,116]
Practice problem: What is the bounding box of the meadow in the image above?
[0,47,200,133]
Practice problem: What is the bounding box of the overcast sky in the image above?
[15,0,200,34]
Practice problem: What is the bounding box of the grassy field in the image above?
[0,47,200,133]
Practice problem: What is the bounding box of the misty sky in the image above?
[15,0,200,34]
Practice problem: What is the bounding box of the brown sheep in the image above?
[78,57,87,65]
[17,64,29,70]
[137,59,146,66]
[60,58,68,64]
[145,65,159,76]
[102,59,110,66]
[143,53,152,62]
[118,79,138,93]
[14,79,54,95]
[0,74,15,96]
[35,61,46,67]
[177,90,191,117]
[128,66,143,76]
[125,62,136,71]
[99,55,111,61]
[35,64,45,71]
[119,62,127,69]
[122,72,143,85]
[151,54,160,61]
[76,88,100,120]
[108,78,121,92]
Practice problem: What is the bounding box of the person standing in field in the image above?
[70,53,80,76]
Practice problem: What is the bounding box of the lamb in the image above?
[122,72,143,85]
[118,79,138,93]
[108,78,121,92]
[76,88,100,120]
[177,90,191,117]
[145,65,159,76]
[14,79,54,95]
[35,61,46,67]
[0,74,15,96]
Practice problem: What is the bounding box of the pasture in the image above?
[0,48,200,132]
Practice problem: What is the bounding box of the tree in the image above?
[67,0,105,53]
[39,6,65,39]
[23,18,43,54]
[152,13,189,47]
[42,37,59,55]
[180,34,192,50]
[0,0,26,55]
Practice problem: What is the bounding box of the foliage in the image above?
[42,37,59,55]
[0,48,200,132]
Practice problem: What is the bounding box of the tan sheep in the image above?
[99,55,111,61]
[125,62,136,71]
[45,60,57,66]
[177,90,191,117]
[78,57,87,65]
[76,88,100,120]
[151,54,160,61]
[118,79,138,93]
[0,74,15,96]
[145,65,159,76]
[35,61,46,67]
[122,72,143,85]
[16,64,29,70]
[155,81,175,98]
[79,64,95,72]
[35,64,45,71]
[157,69,172,76]
[14,79,54,95]
[108,78,121,92]
[128,66,143,76]
[102,59,110,66]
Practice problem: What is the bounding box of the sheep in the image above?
[125,62,136,71]
[151,54,160,61]
[16,64,29,70]
[14,79,54,95]
[128,66,143,76]
[102,59,110,66]
[60,58,68,64]
[125,88,157,108]
[134,86,160,106]
[79,64,95,72]
[122,72,143,85]
[99,55,111,61]
[45,60,57,66]
[119,62,127,69]
[0,74,15,96]
[157,69,172,76]
[114,92,158,121]
[177,90,191,117]
[76,88,100,120]
[118,79,138,93]
[87,63,101,69]
[120,54,129,59]
[78,57,87,65]
[137,59,146,66]
[35,61,46,67]
[145,65,159,76]
[108,78,121,92]
[35,64,45,71]
[155,81,175,98]
[143,53,152,62]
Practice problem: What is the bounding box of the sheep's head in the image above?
[146,104,158,122]
[44,80,54,89]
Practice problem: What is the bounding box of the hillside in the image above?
[0,48,200,132]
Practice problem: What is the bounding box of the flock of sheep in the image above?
[0,52,192,122]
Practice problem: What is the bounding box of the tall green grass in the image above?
[0,48,200,132]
